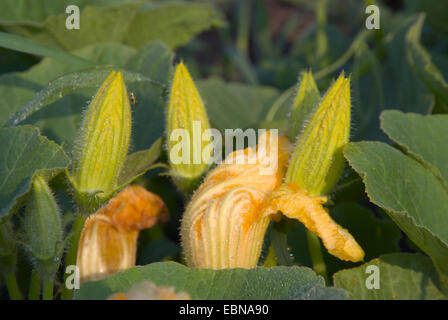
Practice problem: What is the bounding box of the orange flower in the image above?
[181,131,292,269]
[77,185,168,283]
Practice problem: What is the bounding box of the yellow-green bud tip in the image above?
[286,73,351,196]
[72,71,132,206]
[166,62,212,192]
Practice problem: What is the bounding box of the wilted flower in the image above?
[77,185,169,283]
[108,281,190,300]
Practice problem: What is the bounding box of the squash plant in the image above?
[0,0,447,300]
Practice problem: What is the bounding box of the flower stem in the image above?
[61,214,86,300]
[4,271,23,300]
[42,278,53,300]
[28,271,41,300]
[306,230,329,284]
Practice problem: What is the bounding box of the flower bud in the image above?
[181,131,292,269]
[24,176,63,279]
[72,71,131,209]
[288,71,320,141]
[166,62,213,192]
[77,185,168,283]
[286,73,351,196]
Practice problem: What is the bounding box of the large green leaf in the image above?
[334,253,446,300]
[0,43,137,128]
[0,125,70,218]
[0,0,138,25]
[381,110,448,184]
[0,31,94,67]
[405,14,448,113]
[1,41,173,153]
[74,262,348,300]
[344,140,448,291]
[1,1,219,51]
[197,78,280,131]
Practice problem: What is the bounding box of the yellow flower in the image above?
[260,183,364,262]
[181,131,292,269]
[181,73,365,268]
[77,185,168,283]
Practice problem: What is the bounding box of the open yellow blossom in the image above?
[181,131,292,269]
[182,132,364,268]
[77,185,169,283]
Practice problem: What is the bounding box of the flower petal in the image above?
[261,183,365,262]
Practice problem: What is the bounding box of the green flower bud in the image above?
[285,73,351,196]
[288,70,320,141]
[166,62,212,192]
[72,71,131,209]
[24,176,63,279]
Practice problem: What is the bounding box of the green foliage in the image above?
[0,126,69,218]
[345,111,448,291]
[0,0,447,301]
[334,253,445,300]
[75,262,348,300]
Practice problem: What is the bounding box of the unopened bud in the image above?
[166,62,213,192]
[24,176,63,279]
[289,71,320,141]
[286,73,351,196]
[72,71,131,209]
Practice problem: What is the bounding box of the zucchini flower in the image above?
[279,72,364,262]
[181,131,292,269]
[77,185,169,283]
[181,73,364,269]
[166,62,213,193]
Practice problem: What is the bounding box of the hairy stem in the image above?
[306,230,329,284]
[4,271,23,300]
[28,271,41,300]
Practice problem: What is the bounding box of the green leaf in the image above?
[1,1,220,51]
[0,31,94,67]
[117,138,164,187]
[334,253,446,300]
[0,43,137,129]
[74,262,348,300]
[197,78,280,131]
[1,42,173,154]
[0,126,70,218]
[7,67,163,127]
[381,110,448,185]
[344,140,448,291]
[323,202,401,275]
[405,14,448,113]
[123,2,220,49]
